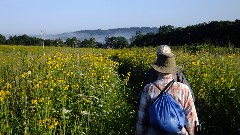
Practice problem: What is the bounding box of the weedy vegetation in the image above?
[0,45,239,134]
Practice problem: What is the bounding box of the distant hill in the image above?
[42,27,159,42]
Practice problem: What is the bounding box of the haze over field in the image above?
[33,27,158,42]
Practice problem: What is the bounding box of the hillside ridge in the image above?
[44,27,158,42]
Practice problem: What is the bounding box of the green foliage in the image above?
[174,45,240,134]
[1,20,240,48]
[0,34,6,44]
[0,45,239,134]
[158,25,175,34]
[65,37,80,48]
[81,38,97,48]
[6,35,42,46]
[0,46,135,134]
[105,36,129,48]
[53,38,64,47]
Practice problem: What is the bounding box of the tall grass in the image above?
[0,46,134,134]
[0,45,239,134]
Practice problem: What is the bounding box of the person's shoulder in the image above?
[173,82,192,96]
[176,71,185,76]
[143,83,152,90]
[173,81,189,89]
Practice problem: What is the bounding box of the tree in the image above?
[44,39,54,46]
[130,31,157,47]
[130,31,144,47]
[0,34,6,44]
[88,38,97,48]
[141,32,156,46]
[6,34,41,46]
[105,36,129,49]
[7,35,18,45]
[158,25,175,34]
[81,38,97,48]
[19,34,31,45]
[54,38,64,47]
[65,37,79,48]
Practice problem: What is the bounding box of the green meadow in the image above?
[0,45,239,134]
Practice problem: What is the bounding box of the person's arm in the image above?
[135,85,150,135]
[183,85,198,135]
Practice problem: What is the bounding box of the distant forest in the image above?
[0,19,239,48]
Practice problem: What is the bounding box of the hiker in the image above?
[143,45,195,101]
[136,53,199,135]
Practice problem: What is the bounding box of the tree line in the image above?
[131,19,240,48]
[0,34,129,49]
[0,20,239,48]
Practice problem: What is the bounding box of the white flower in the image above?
[28,71,31,75]
[81,111,90,115]
[77,94,84,97]
[62,108,71,114]
[229,89,235,92]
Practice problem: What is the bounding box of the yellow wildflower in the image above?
[64,85,69,90]
[50,88,54,92]
[39,97,44,102]
[49,124,54,129]
[38,119,43,126]
[21,73,25,78]
[83,98,90,103]
[31,99,38,105]
[6,82,12,89]
[66,72,70,77]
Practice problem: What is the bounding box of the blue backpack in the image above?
[148,80,186,133]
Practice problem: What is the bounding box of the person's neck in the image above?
[158,73,173,80]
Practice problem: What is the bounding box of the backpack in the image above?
[148,80,186,134]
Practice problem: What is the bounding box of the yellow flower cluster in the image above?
[0,89,10,102]
[0,45,239,134]
[38,117,59,129]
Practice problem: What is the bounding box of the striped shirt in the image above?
[135,76,198,135]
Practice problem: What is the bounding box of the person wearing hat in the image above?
[143,45,195,101]
[135,53,199,135]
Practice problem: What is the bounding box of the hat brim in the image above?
[157,53,175,57]
[176,66,183,72]
[151,64,182,74]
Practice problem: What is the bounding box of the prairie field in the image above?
[0,45,239,135]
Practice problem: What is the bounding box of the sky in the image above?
[1,0,240,35]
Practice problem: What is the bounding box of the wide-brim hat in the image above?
[151,53,182,74]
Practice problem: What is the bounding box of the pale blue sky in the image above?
[1,0,240,35]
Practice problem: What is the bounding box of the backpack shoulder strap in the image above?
[150,79,175,105]
[152,79,174,96]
